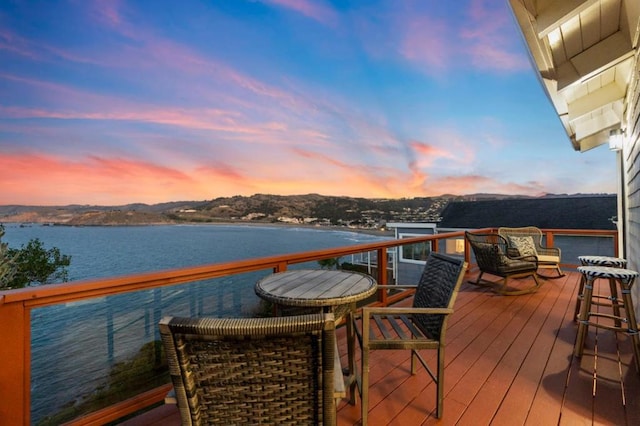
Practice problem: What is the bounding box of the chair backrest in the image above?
[412,252,468,340]
[159,313,336,426]
[465,231,509,272]
[498,226,544,253]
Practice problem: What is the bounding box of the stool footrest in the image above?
[577,294,624,306]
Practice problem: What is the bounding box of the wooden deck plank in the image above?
[460,275,564,425]
[521,273,578,426]
[489,273,576,425]
[123,270,640,426]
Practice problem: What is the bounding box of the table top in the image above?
[255,269,377,308]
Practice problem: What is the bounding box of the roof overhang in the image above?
[508,0,639,152]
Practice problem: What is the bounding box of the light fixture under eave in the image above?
[609,129,624,151]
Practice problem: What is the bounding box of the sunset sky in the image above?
[0,0,617,206]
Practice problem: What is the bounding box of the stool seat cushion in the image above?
[578,256,626,267]
[578,266,638,280]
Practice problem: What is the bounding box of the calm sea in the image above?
[2,224,391,423]
[2,223,389,281]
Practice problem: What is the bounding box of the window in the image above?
[398,233,432,264]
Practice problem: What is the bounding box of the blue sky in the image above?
[0,0,616,205]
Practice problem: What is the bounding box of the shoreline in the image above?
[206,221,395,237]
[7,220,395,237]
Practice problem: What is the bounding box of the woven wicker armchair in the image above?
[354,252,467,423]
[498,226,564,278]
[465,231,541,295]
[159,313,336,426]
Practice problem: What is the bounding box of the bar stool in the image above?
[574,266,640,372]
[574,256,627,322]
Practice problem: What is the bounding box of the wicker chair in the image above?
[354,252,467,423]
[159,313,336,426]
[465,231,541,295]
[498,226,564,278]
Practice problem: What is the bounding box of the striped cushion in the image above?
[577,266,638,281]
[578,256,626,268]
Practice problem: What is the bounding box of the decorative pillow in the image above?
[508,236,537,257]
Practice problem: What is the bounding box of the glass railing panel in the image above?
[30,271,269,425]
[553,235,616,266]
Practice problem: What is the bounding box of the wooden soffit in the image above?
[508,0,639,152]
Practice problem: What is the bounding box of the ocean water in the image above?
[1,224,390,423]
[2,223,388,281]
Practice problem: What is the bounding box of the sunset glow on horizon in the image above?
[0,0,617,206]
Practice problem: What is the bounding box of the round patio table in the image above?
[255,269,377,312]
[255,269,377,405]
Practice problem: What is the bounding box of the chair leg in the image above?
[436,346,444,418]
[470,271,495,287]
[574,273,586,321]
[361,347,369,425]
[608,278,623,328]
[537,265,565,279]
[575,277,594,357]
[346,309,357,405]
[497,273,540,296]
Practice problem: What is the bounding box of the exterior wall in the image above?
[624,50,640,316]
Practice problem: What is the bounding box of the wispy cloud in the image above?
[258,0,338,26]
[383,0,529,75]
[0,0,615,204]
[399,16,451,73]
[0,28,40,59]
[460,0,529,71]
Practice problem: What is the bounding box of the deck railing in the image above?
[0,227,618,425]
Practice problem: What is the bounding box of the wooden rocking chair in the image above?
[498,226,564,278]
[465,231,541,295]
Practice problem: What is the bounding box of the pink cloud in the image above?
[409,141,449,158]
[0,28,42,60]
[93,0,125,27]
[259,0,338,26]
[0,70,309,143]
[460,0,529,71]
[0,152,202,205]
[428,174,546,197]
[390,0,528,75]
[408,133,476,170]
[0,147,548,205]
[400,16,451,73]
[86,1,315,110]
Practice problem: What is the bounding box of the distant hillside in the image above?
[0,193,615,228]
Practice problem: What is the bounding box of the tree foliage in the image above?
[317,257,340,270]
[0,225,71,290]
[0,226,18,288]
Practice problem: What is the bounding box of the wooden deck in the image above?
[121,269,640,425]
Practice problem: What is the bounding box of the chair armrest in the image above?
[362,307,454,316]
[165,388,176,404]
[376,285,417,290]
[537,246,560,257]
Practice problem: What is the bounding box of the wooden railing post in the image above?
[0,299,29,425]
[376,248,388,305]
